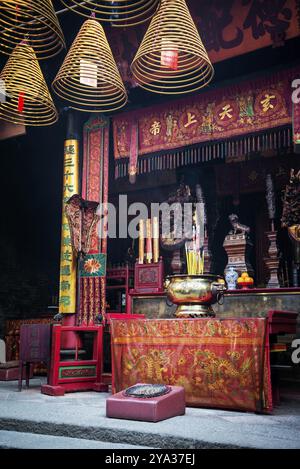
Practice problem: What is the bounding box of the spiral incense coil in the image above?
[0,0,65,60]
[131,0,214,95]
[52,19,127,113]
[59,0,160,27]
[0,42,58,126]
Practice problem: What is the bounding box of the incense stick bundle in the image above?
[185,204,205,275]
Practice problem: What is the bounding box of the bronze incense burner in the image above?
[165,274,226,318]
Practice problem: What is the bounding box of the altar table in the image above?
[110,318,273,413]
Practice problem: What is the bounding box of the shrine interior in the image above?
[0,0,300,450]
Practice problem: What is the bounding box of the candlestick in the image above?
[138,219,144,264]
[264,231,280,288]
[271,219,275,232]
[266,174,276,225]
[152,217,159,263]
[146,219,153,263]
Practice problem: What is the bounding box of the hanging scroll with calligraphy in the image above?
[58,140,79,314]
[79,115,110,325]
[113,65,300,178]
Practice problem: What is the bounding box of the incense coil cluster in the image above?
[59,0,160,27]
[131,0,214,94]
[0,0,65,59]
[52,19,128,112]
[0,42,58,126]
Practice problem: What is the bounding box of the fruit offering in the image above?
[237,272,254,289]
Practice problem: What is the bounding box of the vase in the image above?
[225,267,238,290]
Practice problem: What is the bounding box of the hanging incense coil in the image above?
[52,19,127,113]
[0,42,58,126]
[0,0,65,60]
[131,0,214,95]
[59,0,160,27]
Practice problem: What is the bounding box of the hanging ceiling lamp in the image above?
[0,0,65,60]
[0,41,58,126]
[131,0,214,95]
[52,18,127,113]
[59,0,160,27]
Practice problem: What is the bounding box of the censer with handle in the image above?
[165,274,226,318]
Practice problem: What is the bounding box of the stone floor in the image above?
[0,378,300,449]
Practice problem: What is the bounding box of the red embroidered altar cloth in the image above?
[110,318,272,413]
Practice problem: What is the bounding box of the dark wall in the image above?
[0,124,63,337]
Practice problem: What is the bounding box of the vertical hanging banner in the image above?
[128,119,139,184]
[58,140,79,314]
[80,115,110,325]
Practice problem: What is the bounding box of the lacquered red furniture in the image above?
[5,317,54,374]
[18,324,51,391]
[41,325,108,396]
[105,313,145,325]
[103,313,145,386]
[106,265,134,315]
[267,310,298,405]
[267,310,298,335]
[131,258,164,294]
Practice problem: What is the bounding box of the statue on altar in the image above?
[160,180,193,274]
[195,184,212,273]
[223,213,254,279]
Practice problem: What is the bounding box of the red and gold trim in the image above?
[110,318,272,413]
[113,66,299,177]
[80,115,109,325]
[58,139,79,314]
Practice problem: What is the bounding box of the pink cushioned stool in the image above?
[106,383,185,422]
